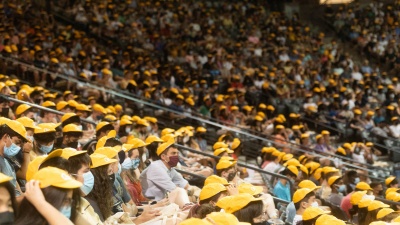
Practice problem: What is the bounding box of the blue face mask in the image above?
[132,158,140,169]
[80,171,94,196]
[4,142,21,157]
[60,206,72,219]
[121,158,133,170]
[40,143,54,154]
[354,177,360,184]
[337,184,346,193]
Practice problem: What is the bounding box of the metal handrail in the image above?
[175,144,295,196]
[1,94,96,125]
[175,168,207,180]
[0,56,388,175]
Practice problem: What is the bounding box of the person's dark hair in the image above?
[330,177,342,188]
[39,157,70,171]
[370,182,382,189]
[15,186,77,225]
[364,209,379,225]
[63,132,83,139]
[86,165,113,220]
[147,142,159,161]
[282,168,297,178]
[302,214,322,225]
[358,207,368,225]
[96,124,114,138]
[61,116,80,127]
[40,108,56,118]
[199,191,228,205]
[33,132,56,144]
[383,212,400,222]
[196,203,217,219]
[389,178,399,187]
[0,181,17,217]
[68,153,92,174]
[0,125,24,142]
[294,192,315,210]
[233,200,263,224]
[216,166,233,177]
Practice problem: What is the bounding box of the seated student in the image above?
[144,135,164,166]
[216,193,264,224]
[376,208,400,223]
[94,147,135,215]
[15,167,81,225]
[273,166,298,202]
[300,206,328,225]
[215,157,242,185]
[188,183,228,219]
[31,123,58,160]
[239,182,278,220]
[82,122,114,154]
[348,191,367,224]
[364,200,390,225]
[0,119,30,197]
[263,150,282,180]
[55,124,83,149]
[328,176,344,207]
[140,138,190,202]
[341,181,372,218]
[286,180,321,225]
[292,188,317,225]
[85,153,118,222]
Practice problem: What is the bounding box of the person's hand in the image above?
[25,180,46,207]
[23,142,33,153]
[134,205,160,224]
[226,184,239,196]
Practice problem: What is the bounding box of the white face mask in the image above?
[311,201,319,207]
[125,127,131,133]
[77,125,83,131]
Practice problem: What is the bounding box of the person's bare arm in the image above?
[25,180,74,225]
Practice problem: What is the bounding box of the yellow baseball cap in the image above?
[377,208,395,219]
[136,119,149,126]
[95,121,112,132]
[16,117,39,129]
[62,124,83,133]
[293,188,315,203]
[92,104,106,114]
[205,212,251,225]
[204,175,229,186]
[393,216,400,223]
[358,198,374,208]
[33,167,82,189]
[216,159,236,170]
[156,138,175,156]
[367,200,390,211]
[3,119,29,142]
[120,118,133,126]
[127,138,148,149]
[386,176,397,186]
[315,214,345,225]
[26,150,64,181]
[145,135,164,144]
[386,187,399,196]
[287,165,299,176]
[76,104,91,112]
[216,193,262,213]
[42,101,56,108]
[34,123,60,134]
[214,148,234,156]
[0,173,12,184]
[322,167,339,174]
[301,133,310,139]
[282,154,293,162]
[61,148,87,159]
[179,218,212,225]
[283,158,300,167]
[350,191,367,205]
[356,182,372,191]
[90,153,118,169]
[238,182,263,196]
[313,168,323,180]
[196,127,207,133]
[386,192,399,201]
[328,176,342,186]
[336,147,346,155]
[321,130,330,135]
[56,101,69,111]
[94,147,119,159]
[15,104,31,116]
[213,142,228,150]
[303,206,329,221]
[199,183,227,201]
[261,147,276,153]
[231,138,241,150]
[298,180,321,190]
[161,128,175,136]
[61,113,79,123]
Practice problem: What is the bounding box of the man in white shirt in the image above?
[263,151,281,181]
